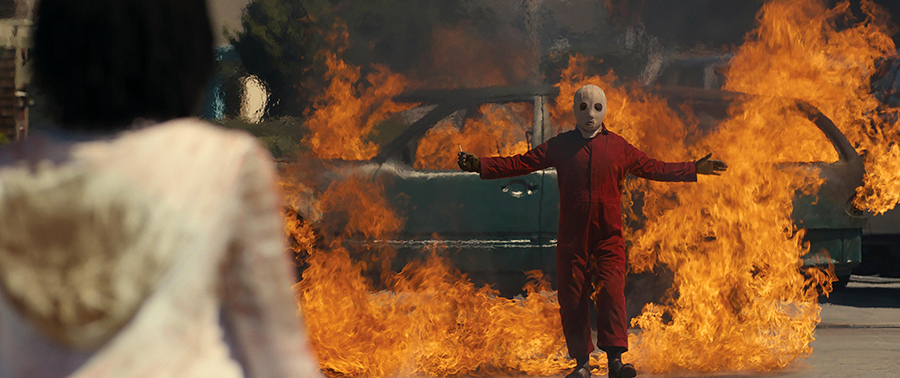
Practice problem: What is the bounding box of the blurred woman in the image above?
[0,1,323,377]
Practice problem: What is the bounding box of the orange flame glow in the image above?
[547,51,835,372]
[625,98,832,372]
[302,27,412,161]
[285,1,900,375]
[551,57,695,162]
[724,0,899,214]
[415,103,532,170]
[289,177,579,376]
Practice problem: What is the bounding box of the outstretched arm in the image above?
[458,141,553,179]
[626,143,728,181]
[625,142,697,182]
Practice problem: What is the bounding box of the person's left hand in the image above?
[695,153,728,175]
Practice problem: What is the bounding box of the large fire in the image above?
[283,0,899,376]
[291,177,572,376]
[414,103,532,170]
[302,26,412,161]
[723,0,900,215]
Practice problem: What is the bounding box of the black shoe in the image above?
[607,358,636,378]
[565,365,590,378]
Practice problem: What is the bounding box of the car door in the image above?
[375,101,547,294]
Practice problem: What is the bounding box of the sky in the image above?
[207,0,250,44]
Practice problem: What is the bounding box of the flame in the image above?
[723,0,900,213]
[857,144,900,212]
[551,56,695,162]
[616,0,898,371]
[284,2,900,375]
[626,98,832,372]
[292,45,574,375]
[415,103,532,170]
[546,50,836,371]
[289,177,578,376]
[302,26,412,161]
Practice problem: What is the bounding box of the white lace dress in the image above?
[0,119,323,378]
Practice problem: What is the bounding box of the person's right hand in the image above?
[457,151,481,173]
[695,153,728,175]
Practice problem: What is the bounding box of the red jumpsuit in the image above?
[479,128,696,357]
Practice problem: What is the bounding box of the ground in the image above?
[483,276,900,378]
[642,277,900,378]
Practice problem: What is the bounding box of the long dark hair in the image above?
[33,0,215,131]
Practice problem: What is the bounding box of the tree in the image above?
[227,0,490,118]
[228,0,323,117]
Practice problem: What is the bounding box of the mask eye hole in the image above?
[594,103,603,111]
[580,102,587,111]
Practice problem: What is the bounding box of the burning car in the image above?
[286,83,866,296]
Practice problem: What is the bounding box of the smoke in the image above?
[412,24,534,88]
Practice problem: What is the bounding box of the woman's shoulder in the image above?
[0,118,264,166]
[117,118,268,164]
[132,118,259,147]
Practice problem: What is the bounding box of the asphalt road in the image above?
[637,276,900,377]
[525,276,900,378]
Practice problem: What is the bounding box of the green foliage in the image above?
[227,0,493,117]
[227,0,322,117]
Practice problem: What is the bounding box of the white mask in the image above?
[573,84,607,138]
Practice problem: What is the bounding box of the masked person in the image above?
[457,84,727,378]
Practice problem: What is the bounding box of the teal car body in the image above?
[294,85,866,294]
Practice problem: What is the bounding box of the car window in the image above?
[410,102,534,170]
[365,105,437,151]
